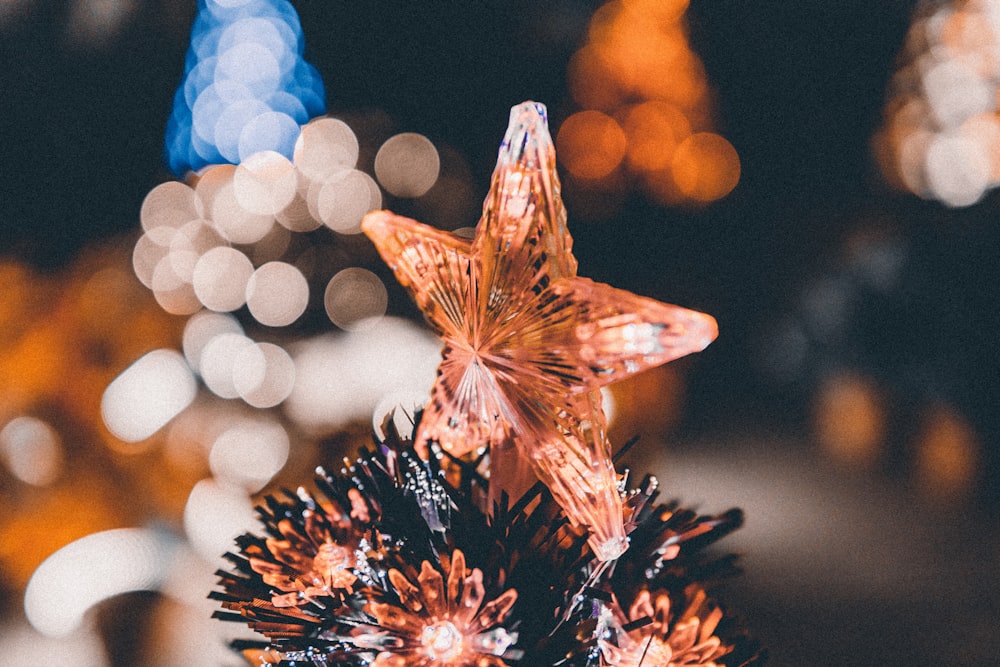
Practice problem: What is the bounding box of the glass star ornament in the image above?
[362,101,718,561]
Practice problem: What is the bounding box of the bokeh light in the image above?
[232,150,298,215]
[182,478,256,563]
[181,310,244,374]
[233,341,296,407]
[101,350,198,443]
[24,528,177,637]
[324,267,389,330]
[313,168,382,234]
[561,0,740,209]
[245,261,309,326]
[293,117,360,181]
[813,372,886,469]
[164,0,325,175]
[875,0,1000,206]
[0,416,63,486]
[556,110,627,180]
[374,132,441,197]
[192,246,254,312]
[208,419,289,492]
[285,317,441,433]
[199,332,256,399]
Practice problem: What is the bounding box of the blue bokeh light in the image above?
[165,0,326,176]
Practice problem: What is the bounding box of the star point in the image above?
[362,102,718,561]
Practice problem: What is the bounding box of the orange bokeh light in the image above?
[622,101,692,172]
[557,110,628,180]
[670,132,741,202]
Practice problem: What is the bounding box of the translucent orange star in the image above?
[362,102,717,561]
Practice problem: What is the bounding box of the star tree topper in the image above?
[362,102,717,561]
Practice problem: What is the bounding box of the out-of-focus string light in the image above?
[165,0,324,175]
[285,317,441,433]
[0,620,110,667]
[24,527,178,637]
[0,416,63,486]
[182,478,257,563]
[324,267,389,331]
[374,132,441,197]
[875,0,1000,206]
[245,261,309,326]
[207,419,289,492]
[101,350,198,443]
[560,0,740,210]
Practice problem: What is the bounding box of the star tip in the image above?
[498,101,554,168]
[360,209,391,235]
[698,311,720,349]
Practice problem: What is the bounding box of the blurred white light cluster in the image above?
[24,528,178,637]
[876,0,1000,206]
[0,416,63,486]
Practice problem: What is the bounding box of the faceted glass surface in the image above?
[362,102,717,561]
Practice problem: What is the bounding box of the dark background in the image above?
[2,1,999,664]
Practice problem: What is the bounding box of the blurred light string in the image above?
[24,528,178,637]
[874,0,1000,207]
[165,0,325,175]
[560,0,740,209]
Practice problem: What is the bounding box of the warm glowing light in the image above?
[102,350,198,442]
[140,181,203,235]
[208,420,289,492]
[875,2,1000,206]
[24,528,176,637]
[199,332,256,399]
[0,416,63,486]
[323,267,388,330]
[284,317,441,433]
[168,219,223,283]
[192,246,254,312]
[183,478,257,563]
[556,110,627,180]
[293,117,360,181]
[622,101,691,172]
[914,404,979,501]
[233,341,296,407]
[233,150,298,215]
[814,373,885,468]
[670,132,741,202]
[182,310,244,373]
[151,256,202,315]
[314,169,381,234]
[245,261,309,326]
[562,0,738,209]
[209,180,275,244]
[923,131,990,207]
[374,132,441,197]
